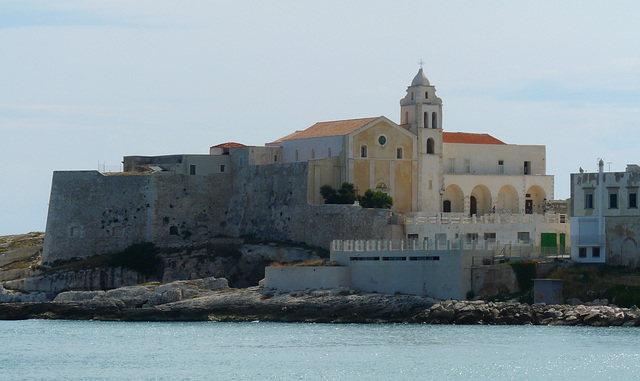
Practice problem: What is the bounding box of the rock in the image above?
[54,291,105,302]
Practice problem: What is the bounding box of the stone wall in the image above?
[43,162,398,263]
[606,216,640,267]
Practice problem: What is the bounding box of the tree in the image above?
[358,189,393,209]
[320,183,357,204]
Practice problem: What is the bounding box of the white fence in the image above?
[404,212,568,226]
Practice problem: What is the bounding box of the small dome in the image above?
[411,68,430,86]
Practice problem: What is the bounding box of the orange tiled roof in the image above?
[443,132,506,145]
[211,142,247,149]
[270,117,378,144]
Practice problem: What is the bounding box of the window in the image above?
[609,190,618,209]
[484,233,496,242]
[328,147,331,157]
[425,91,428,99]
[449,158,455,173]
[424,112,428,128]
[432,112,437,129]
[360,145,367,158]
[411,92,414,100]
[585,192,594,209]
[169,226,179,235]
[396,147,403,159]
[498,160,504,174]
[426,138,434,154]
[311,149,315,159]
[189,165,196,175]
[274,154,278,162]
[466,233,478,243]
[629,191,638,208]
[579,247,587,258]
[404,111,409,124]
[220,164,226,173]
[524,161,531,175]
[464,159,471,174]
[378,135,387,146]
[518,232,530,243]
[295,150,299,161]
[592,247,601,258]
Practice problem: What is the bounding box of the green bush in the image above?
[358,189,393,209]
[320,183,357,204]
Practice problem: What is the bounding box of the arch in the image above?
[404,111,409,124]
[525,185,546,214]
[497,185,520,213]
[442,184,464,213]
[621,237,638,267]
[426,138,435,154]
[424,112,428,128]
[432,112,438,129]
[470,185,492,216]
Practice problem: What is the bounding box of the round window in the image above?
[378,135,387,146]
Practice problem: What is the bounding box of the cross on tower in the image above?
[418,59,424,69]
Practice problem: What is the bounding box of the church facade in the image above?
[270,68,554,217]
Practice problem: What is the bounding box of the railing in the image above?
[404,212,568,226]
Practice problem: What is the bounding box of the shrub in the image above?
[320,183,358,204]
[508,260,537,292]
[358,189,393,209]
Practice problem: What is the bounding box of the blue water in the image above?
[1,321,639,380]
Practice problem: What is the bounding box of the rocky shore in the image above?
[1,278,639,326]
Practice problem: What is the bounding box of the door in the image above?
[443,200,451,213]
[470,196,477,216]
[525,199,533,214]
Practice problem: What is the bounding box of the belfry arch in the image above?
[470,185,492,216]
[442,185,464,213]
[497,185,520,213]
[525,185,546,214]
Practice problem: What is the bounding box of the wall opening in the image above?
[426,138,434,154]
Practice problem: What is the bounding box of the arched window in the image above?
[427,138,435,154]
[432,112,438,129]
[425,91,428,99]
[404,111,409,124]
[360,145,368,158]
[396,147,403,159]
[411,92,414,100]
[424,112,428,128]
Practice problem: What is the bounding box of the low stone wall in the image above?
[265,266,349,291]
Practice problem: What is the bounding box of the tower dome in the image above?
[411,68,430,87]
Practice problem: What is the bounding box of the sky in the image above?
[1,1,640,235]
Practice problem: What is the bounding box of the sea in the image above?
[1,320,639,380]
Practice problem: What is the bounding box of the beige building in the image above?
[269,68,554,216]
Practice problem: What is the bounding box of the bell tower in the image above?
[400,65,444,213]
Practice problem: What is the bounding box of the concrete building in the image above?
[570,161,640,266]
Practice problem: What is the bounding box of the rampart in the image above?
[43,162,400,263]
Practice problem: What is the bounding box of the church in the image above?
[269,68,554,216]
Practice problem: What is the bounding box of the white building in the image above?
[570,161,640,266]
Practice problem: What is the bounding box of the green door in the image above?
[541,233,557,255]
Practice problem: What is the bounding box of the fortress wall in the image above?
[43,163,397,263]
[224,162,396,248]
[43,171,154,262]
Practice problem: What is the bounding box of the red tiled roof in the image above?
[443,132,506,145]
[270,117,378,144]
[211,142,247,149]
